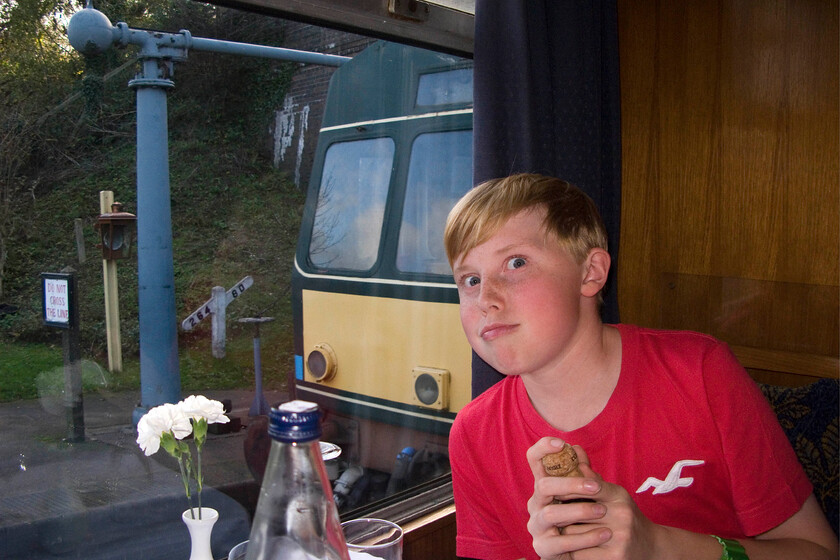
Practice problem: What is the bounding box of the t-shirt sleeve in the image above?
[450,412,525,560]
[703,341,812,536]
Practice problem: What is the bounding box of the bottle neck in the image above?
[265,437,327,482]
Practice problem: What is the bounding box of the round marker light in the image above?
[414,373,439,406]
[306,343,336,382]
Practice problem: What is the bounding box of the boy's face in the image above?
[452,207,590,378]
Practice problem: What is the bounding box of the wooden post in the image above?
[74,218,86,264]
[100,191,122,372]
[61,267,84,442]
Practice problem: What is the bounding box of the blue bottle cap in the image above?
[269,400,322,442]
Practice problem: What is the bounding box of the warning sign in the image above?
[41,272,76,329]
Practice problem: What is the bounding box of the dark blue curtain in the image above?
[471,0,622,397]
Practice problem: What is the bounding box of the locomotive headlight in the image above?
[415,374,438,404]
[307,343,337,382]
[412,367,450,410]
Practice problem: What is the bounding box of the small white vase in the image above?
[182,507,219,560]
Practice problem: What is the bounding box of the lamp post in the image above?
[95,194,135,371]
[96,199,136,260]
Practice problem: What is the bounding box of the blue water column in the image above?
[68,8,181,424]
[130,50,181,424]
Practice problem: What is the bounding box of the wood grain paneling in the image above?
[617,0,839,384]
[402,505,457,560]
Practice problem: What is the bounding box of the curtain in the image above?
[470,0,622,397]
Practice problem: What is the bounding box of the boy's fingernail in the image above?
[550,438,564,447]
[583,480,600,492]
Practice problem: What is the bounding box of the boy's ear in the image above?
[581,248,610,297]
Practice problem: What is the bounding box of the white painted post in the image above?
[181,276,253,359]
[211,286,226,358]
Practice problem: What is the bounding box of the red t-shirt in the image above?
[450,324,812,560]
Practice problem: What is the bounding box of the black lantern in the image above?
[96,202,136,260]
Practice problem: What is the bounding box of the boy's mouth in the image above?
[480,323,517,340]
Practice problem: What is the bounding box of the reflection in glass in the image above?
[309,138,395,271]
[397,130,473,275]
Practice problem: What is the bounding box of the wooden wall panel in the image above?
[402,505,457,560]
[617,0,839,384]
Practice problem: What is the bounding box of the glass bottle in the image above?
[245,400,350,560]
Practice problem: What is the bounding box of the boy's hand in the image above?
[526,437,661,560]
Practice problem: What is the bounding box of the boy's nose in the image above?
[478,278,503,312]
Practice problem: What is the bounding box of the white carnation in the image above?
[135,402,192,456]
[179,395,230,424]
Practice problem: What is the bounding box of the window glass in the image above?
[416,68,473,106]
[4,6,471,555]
[308,138,395,270]
[397,130,473,274]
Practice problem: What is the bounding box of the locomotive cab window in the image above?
[397,129,473,275]
[308,138,395,271]
[416,67,473,107]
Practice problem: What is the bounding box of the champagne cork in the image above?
[542,443,587,532]
[541,442,584,478]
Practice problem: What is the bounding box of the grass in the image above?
[0,318,293,403]
[0,342,64,401]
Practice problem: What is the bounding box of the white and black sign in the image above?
[181,276,253,331]
[41,272,76,329]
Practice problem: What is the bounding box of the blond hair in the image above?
[444,173,608,266]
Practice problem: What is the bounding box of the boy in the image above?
[444,174,837,560]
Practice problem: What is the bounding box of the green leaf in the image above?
[160,431,178,456]
[193,418,208,448]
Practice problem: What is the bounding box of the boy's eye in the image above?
[506,257,526,270]
[463,275,480,287]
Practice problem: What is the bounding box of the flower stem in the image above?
[177,455,194,518]
[193,418,206,520]
[196,449,203,519]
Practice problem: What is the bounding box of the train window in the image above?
[308,137,396,270]
[397,130,473,274]
[416,68,473,107]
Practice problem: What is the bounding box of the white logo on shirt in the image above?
[636,460,705,495]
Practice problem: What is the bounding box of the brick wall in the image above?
[272,22,375,189]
